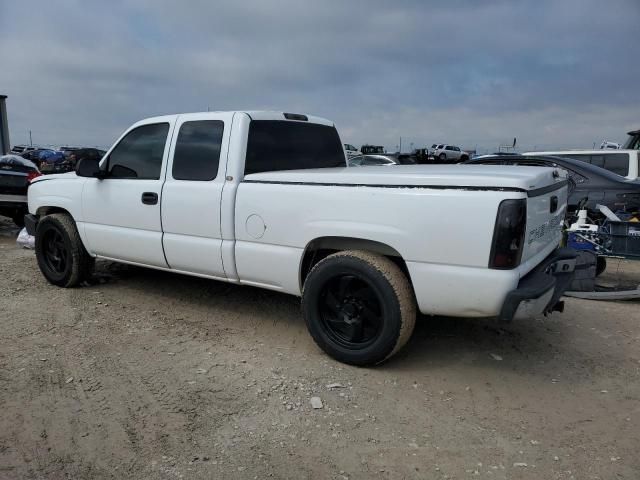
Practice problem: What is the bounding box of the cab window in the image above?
[603,153,629,177]
[108,123,169,179]
[172,120,224,181]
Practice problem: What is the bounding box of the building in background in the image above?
[0,95,9,155]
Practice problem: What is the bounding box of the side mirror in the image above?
[76,158,105,178]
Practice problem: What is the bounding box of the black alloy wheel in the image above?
[35,213,94,287]
[319,274,383,349]
[302,250,416,366]
[42,227,69,276]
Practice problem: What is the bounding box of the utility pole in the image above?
[29,130,33,147]
[399,136,402,153]
[0,95,9,154]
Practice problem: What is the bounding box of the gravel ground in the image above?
[0,217,639,479]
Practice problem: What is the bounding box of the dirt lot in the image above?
[1,218,639,479]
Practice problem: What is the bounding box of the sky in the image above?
[1,0,638,153]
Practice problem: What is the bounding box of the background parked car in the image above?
[38,150,69,173]
[0,154,41,226]
[10,145,37,155]
[347,154,398,167]
[406,148,431,164]
[466,154,640,215]
[360,145,385,155]
[524,149,639,180]
[19,148,54,166]
[66,148,106,169]
[432,144,469,163]
[343,144,359,158]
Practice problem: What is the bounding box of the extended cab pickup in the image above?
[26,111,576,365]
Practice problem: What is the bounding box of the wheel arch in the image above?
[36,206,72,217]
[299,236,412,291]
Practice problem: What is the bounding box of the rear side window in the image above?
[172,120,224,181]
[603,153,629,177]
[244,121,345,175]
[108,123,169,179]
[589,155,605,168]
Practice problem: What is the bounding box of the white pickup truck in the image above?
[26,111,576,365]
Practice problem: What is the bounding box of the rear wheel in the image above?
[302,250,416,366]
[35,213,94,287]
[438,153,447,162]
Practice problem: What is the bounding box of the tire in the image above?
[596,256,607,277]
[460,155,469,162]
[35,213,95,287]
[302,250,416,366]
[438,153,446,161]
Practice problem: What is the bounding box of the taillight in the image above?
[489,199,527,269]
[26,170,42,183]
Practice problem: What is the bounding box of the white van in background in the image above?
[523,149,639,180]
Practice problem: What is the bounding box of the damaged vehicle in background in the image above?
[465,154,640,217]
[524,149,639,180]
[0,155,41,226]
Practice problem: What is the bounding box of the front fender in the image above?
[28,176,85,220]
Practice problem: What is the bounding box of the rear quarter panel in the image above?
[234,182,523,302]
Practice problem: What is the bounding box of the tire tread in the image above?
[36,213,94,287]
[303,250,416,365]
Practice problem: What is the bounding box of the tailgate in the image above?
[521,178,568,266]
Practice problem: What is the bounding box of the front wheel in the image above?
[302,250,416,366]
[438,153,446,162]
[35,213,95,287]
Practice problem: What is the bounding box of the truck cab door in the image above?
[160,112,234,278]
[81,119,174,267]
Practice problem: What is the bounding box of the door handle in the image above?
[141,192,158,205]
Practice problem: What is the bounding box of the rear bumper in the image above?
[498,247,577,322]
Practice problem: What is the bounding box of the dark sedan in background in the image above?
[0,155,41,227]
[466,154,640,215]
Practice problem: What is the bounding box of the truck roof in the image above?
[132,111,334,127]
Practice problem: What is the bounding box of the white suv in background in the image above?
[523,149,639,180]
[432,144,469,162]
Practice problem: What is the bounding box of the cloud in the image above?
[1,0,638,150]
